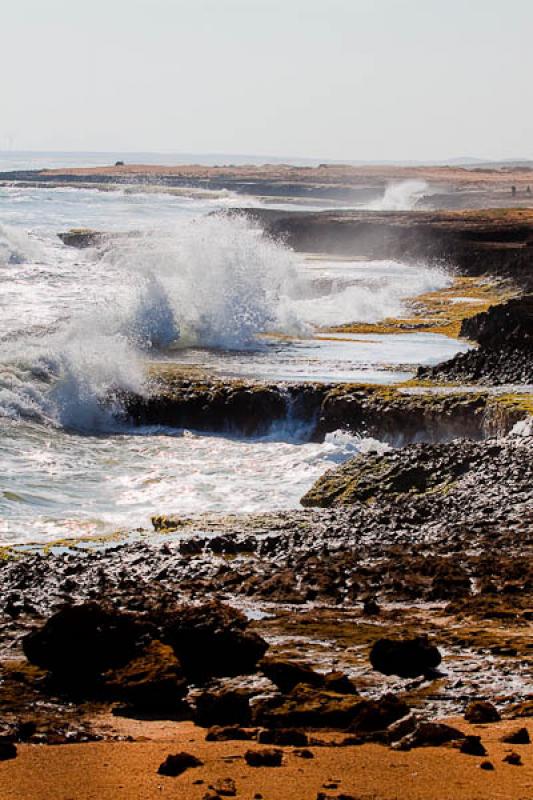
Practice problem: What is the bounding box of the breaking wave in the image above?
[0,213,449,431]
[369,179,428,211]
[0,215,303,429]
[0,224,41,265]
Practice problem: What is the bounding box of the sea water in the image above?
[0,180,467,543]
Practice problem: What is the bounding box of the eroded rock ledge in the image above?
[242,208,533,290]
[125,378,531,444]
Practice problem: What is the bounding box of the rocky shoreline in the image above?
[1,191,532,797]
[4,162,533,209]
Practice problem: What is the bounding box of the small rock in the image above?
[459,736,487,756]
[257,728,308,747]
[210,778,237,796]
[158,752,203,776]
[316,794,358,800]
[323,671,358,695]
[245,748,283,767]
[480,761,494,771]
[206,725,257,742]
[0,741,17,761]
[362,597,380,616]
[294,748,314,758]
[501,727,530,744]
[503,751,522,766]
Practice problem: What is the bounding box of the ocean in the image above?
[0,157,467,544]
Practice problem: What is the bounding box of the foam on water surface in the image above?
[0,185,467,541]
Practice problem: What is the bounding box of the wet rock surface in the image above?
[0,392,531,747]
[126,379,527,442]
[418,295,533,384]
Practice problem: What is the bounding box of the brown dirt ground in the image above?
[40,164,533,188]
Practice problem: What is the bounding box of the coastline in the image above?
[0,168,531,799]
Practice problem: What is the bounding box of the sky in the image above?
[2,0,533,162]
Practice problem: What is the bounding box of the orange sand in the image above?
[0,718,531,800]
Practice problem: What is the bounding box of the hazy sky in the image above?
[3,0,533,161]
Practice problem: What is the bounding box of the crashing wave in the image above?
[368,179,428,211]
[0,213,450,431]
[0,224,41,265]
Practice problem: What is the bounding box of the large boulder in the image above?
[162,601,268,682]
[253,685,407,731]
[22,603,150,686]
[103,640,188,710]
[369,636,441,679]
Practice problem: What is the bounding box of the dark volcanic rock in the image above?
[347,694,409,734]
[22,603,149,686]
[393,721,465,750]
[244,748,283,767]
[103,640,188,710]
[158,751,203,776]
[205,725,257,742]
[260,658,324,693]
[254,686,407,732]
[0,741,17,761]
[501,727,530,744]
[195,689,252,727]
[257,728,309,746]
[323,671,358,695]
[369,636,441,679]
[301,442,478,508]
[58,229,105,248]
[418,295,533,385]
[163,601,268,681]
[503,751,522,765]
[459,735,487,756]
[253,686,365,729]
[461,295,533,349]
[464,701,501,724]
[418,343,533,385]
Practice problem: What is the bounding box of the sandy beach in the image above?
[1,717,532,800]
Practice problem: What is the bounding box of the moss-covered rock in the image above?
[301,440,483,508]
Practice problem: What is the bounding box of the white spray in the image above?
[369,179,428,211]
